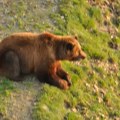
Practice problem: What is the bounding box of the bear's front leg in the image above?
[57,68,71,86]
[56,62,71,86]
[48,62,70,90]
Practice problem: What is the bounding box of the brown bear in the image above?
[0,32,86,89]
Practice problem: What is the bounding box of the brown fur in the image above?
[0,32,86,89]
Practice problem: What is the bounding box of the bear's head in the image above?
[57,36,86,61]
[39,32,86,61]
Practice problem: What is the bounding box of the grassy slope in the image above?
[0,0,120,120]
[33,0,120,120]
[0,78,15,115]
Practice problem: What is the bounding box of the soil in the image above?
[2,77,42,120]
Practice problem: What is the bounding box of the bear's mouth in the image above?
[71,54,86,61]
[71,56,81,61]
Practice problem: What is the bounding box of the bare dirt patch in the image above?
[3,77,42,120]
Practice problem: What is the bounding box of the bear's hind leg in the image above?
[1,51,22,81]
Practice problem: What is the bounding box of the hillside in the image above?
[0,0,120,120]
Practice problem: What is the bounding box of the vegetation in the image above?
[0,78,15,118]
[0,0,120,120]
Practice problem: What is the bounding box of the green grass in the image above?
[32,85,67,120]
[33,0,120,119]
[0,0,120,120]
[0,78,14,114]
[33,60,120,119]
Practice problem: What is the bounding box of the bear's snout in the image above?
[80,51,86,59]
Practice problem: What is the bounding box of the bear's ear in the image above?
[66,43,74,51]
[74,35,78,40]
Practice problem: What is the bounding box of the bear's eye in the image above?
[66,43,74,51]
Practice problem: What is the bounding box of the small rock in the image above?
[42,105,49,111]
[71,108,77,113]
[93,84,99,93]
